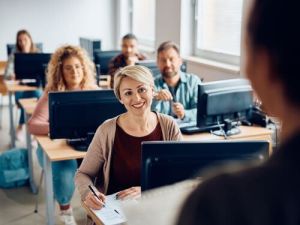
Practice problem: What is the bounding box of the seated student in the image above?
[108,33,147,87]
[152,41,201,123]
[28,45,98,225]
[75,65,182,224]
[176,1,300,225]
[4,29,42,141]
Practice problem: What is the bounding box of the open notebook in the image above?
[89,180,200,225]
[91,193,126,225]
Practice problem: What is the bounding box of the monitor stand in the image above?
[212,127,241,137]
[67,139,89,151]
[211,120,241,137]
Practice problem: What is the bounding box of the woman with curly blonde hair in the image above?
[28,45,98,225]
[46,45,96,92]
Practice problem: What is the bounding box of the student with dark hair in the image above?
[108,33,147,87]
[176,1,300,225]
[152,41,201,123]
[4,29,42,141]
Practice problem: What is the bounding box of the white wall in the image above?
[155,0,181,48]
[155,0,241,81]
[0,0,115,60]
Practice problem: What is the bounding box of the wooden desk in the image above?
[18,98,37,114]
[19,96,85,225]
[183,126,273,153]
[0,75,7,95]
[19,98,38,194]
[5,81,38,147]
[83,126,273,225]
[0,61,6,76]
[35,136,86,225]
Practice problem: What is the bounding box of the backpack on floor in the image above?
[0,148,29,188]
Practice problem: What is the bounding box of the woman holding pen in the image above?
[75,65,182,223]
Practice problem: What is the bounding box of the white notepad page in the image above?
[91,193,126,225]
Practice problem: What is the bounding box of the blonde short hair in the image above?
[113,65,154,100]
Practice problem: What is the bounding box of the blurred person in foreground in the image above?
[177,1,300,225]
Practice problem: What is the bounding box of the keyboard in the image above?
[180,124,222,134]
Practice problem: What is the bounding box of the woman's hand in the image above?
[84,190,106,210]
[116,186,141,200]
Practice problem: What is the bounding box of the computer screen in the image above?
[136,60,187,78]
[181,79,253,135]
[93,50,121,75]
[136,60,161,78]
[14,53,51,88]
[49,89,126,151]
[79,37,101,61]
[198,79,253,131]
[141,140,269,191]
[6,43,43,56]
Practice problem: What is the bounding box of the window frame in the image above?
[129,0,156,49]
[193,0,243,66]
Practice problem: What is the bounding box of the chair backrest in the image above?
[93,50,121,75]
[6,43,43,56]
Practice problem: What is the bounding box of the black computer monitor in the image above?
[141,140,269,191]
[6,43,43,56]
[49,90,126,151]
[79,37,101,61]
[136,60,187,78]
[14,53,51,88]
[136,60,161,78]
[93,50,121,75]
[181,79,253,135]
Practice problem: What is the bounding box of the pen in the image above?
[88,185,106,207]
[114,209,120,215]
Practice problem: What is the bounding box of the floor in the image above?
[0,102,87,225]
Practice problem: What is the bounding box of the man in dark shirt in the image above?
[177,1,300,225]
[108,33,146,87]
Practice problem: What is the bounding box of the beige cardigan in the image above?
[75,112,182,201]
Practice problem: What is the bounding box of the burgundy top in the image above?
[107,122,163,194]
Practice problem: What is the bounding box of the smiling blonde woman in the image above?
[75,65,182,225]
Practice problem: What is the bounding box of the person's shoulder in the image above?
[157,112,177,125]
[85,84,100,90]
[109,53,124,64]
[196,159,278,198]
[182,72,201,82]
[99,116,118,129]
[154,76,164,86]
[8,52,15,60]
[137,52,147,60]
[115,53,125,60]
